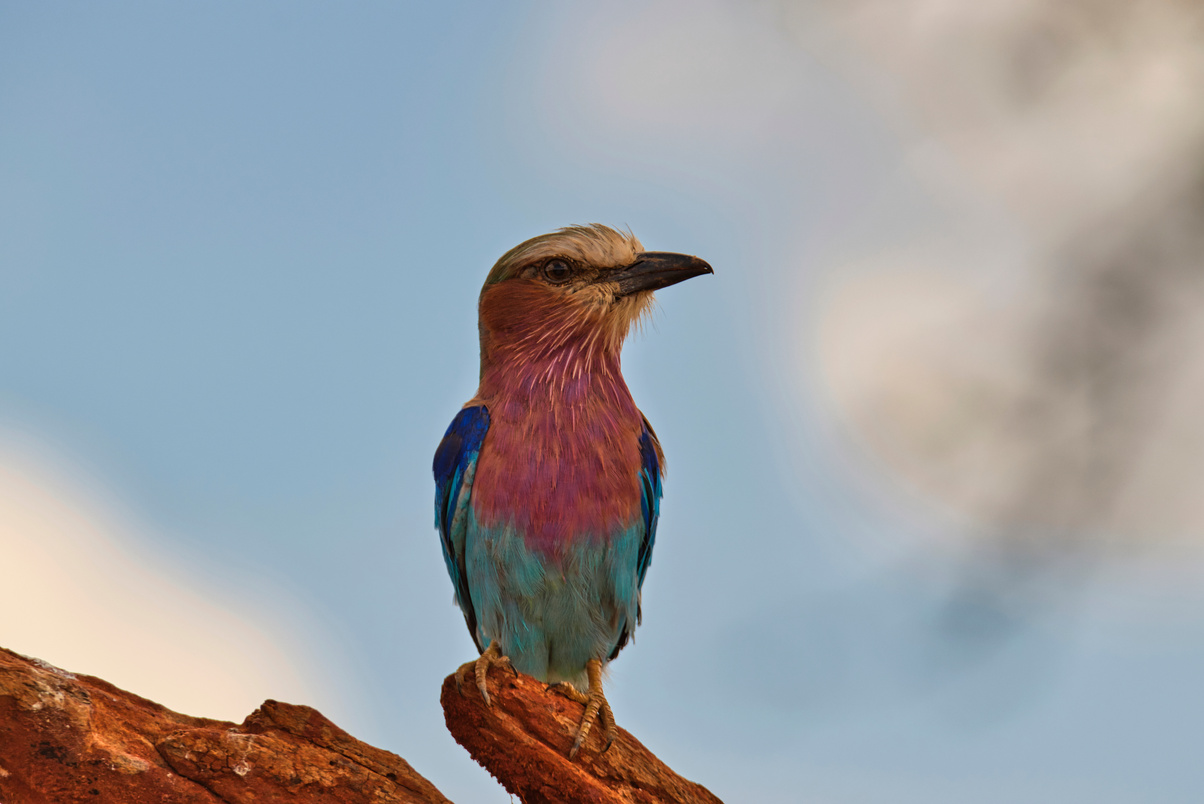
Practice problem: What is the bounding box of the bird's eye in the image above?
[542,259,573,284]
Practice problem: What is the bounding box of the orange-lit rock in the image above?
[441,667,723,804]
[0,647,449,804]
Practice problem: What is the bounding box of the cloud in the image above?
[795,0,1204,551]
[0,433,331,721]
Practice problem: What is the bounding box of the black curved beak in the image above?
[609,252,714,297]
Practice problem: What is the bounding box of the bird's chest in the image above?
[471,398,644,554]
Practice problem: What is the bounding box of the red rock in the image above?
[0,647,450,804]
[1,645,722,803]
[441,667,723,804]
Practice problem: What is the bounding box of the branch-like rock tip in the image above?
[441,666,723,804]
[0,646,451,803]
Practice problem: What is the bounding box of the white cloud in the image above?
[796,0,1204,236]
[0,434,331,721]
[793,0,1204,549]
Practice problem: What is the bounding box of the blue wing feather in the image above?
[609,416,663,661]
[433,404,490,653]
[636,418,663,593]
[621,416,663,655]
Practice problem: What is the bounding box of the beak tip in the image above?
[613,251,714,296]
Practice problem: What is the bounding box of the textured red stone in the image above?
[441,666,724,804]
[0,647,450,804]
[0,645,720,803]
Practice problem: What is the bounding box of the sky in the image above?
[2,2,1203,802]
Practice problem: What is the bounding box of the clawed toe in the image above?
[564,659,618,760]
[462,650,620,758]
[547,681,589,705]
[453,659,476,698]
[456,641,512,706]
[599,702,617,754]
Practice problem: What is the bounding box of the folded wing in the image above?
[433,404,491,653]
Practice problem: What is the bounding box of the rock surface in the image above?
[441,666,723,804]
[0,647,450,803]
[1,645,722,803]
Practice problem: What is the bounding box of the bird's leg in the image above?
[454,641,514,706]
[548,659,617,758]
[546,683,616,750]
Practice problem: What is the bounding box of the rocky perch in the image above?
[0,647,720,803]
[0,647,449,803]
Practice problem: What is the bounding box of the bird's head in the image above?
[477,224,712,377]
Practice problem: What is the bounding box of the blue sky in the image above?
[3,3,1202,802]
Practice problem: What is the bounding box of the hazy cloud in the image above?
[0,433,335,721]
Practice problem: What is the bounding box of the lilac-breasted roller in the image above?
[433,224,711,757]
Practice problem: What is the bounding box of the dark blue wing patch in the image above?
[433,404,490,653]
[611,417,664,661]
[636,420,663,594]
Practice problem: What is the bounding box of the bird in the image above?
[433,223,712,758]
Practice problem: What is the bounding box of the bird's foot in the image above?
[547,659,617,758]
[454,641,515,707]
